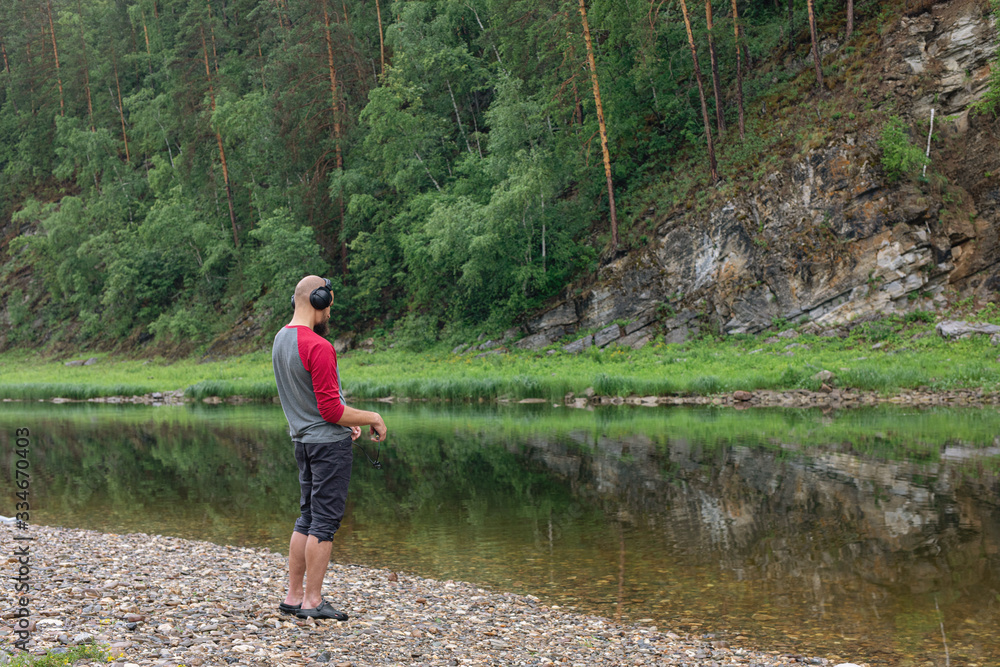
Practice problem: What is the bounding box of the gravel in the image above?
[3,525,845,666]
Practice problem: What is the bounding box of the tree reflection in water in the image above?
[3,402,998,666]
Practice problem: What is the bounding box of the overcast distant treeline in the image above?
[0,0,858,347]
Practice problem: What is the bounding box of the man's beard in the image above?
[313,320,329,338]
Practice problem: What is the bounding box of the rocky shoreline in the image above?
[2,526,853,667]
[6,386,1000,409]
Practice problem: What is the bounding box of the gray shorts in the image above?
[292,437,353,542]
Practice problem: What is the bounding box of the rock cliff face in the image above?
[517,0,999,350]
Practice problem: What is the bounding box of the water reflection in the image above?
[1,402,998,666]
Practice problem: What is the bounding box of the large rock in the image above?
[594,325,621,347]
[515,326,565,350]
[664,326,692,345]
[625,311,657,335]
[935,320,1000,339]
[616,329,652,349]
[562,335,593,354]
[334,335,354,354]
[901,5,998,116]
[527,302,578,333]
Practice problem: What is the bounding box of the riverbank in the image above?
[3,525,845,667]
[2,314,1000,405]
[5,386,1000,410]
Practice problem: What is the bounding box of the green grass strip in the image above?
[2,313,1000,401]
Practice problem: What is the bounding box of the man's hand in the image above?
[336,406,387,442]
[370,414,387,442]
[350,426,362,441]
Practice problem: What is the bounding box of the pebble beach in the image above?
[3,526,846,667]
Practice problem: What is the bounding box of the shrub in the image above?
[904,310,936,324]
[878,116,929,182]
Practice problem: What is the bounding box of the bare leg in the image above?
[284,531,308,607]
[302,535,333,609]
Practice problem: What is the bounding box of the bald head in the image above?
[289,275,333,336]
[294,275,329,310]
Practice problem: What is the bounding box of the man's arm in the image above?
[335,405,387,442]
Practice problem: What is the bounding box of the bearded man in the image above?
[271,275,387,620]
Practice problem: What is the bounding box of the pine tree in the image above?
[807,0,823,88]
[705,0,725,136]
[679,0,719,183]
[578,0,618,249]
[731,0,745,139]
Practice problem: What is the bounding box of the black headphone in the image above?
[291,278,333,310]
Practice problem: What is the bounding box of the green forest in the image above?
[0,0,920,350]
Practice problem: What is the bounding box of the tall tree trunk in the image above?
[679,0,719,183]
[468,5,504,72]
[0,35,9,76]
[21,4,36,114]
[807,0,823,88]
[322,2,347,274]
[205,0,220,75]
[140,9,153,74]
[0,35,9,80]
[45,0,64,116]
[446,79,473,155]
[274,0,286,35]
[201,24,239,248]
[845,0,853,40]
[74,0,94,129]
[578,0,619,250]
[731,0,745,139]
[341,2,366,86]
[0,34,16,115]
[374,0,385,77]
[705,0,726,136]
[111,43,130,162]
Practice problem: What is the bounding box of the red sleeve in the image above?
[298,329,346,424]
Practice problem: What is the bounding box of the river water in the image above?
[2,401,998,666]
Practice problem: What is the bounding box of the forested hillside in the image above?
[0,0,995,353]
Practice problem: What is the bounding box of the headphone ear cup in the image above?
[309,288,332,310]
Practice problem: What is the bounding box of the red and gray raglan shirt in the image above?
[272,325,351,443]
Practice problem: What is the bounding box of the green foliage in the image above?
[245,207,327,319]
[4,643,111,667]
[878,116,929,183]
[393,312,442,351]
[4,288,31,345]
[853,318,901,343]
[904,310,936,324]
[0,0,900,350]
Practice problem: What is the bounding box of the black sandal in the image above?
[278,602,301,615]
[295,600,348,621]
